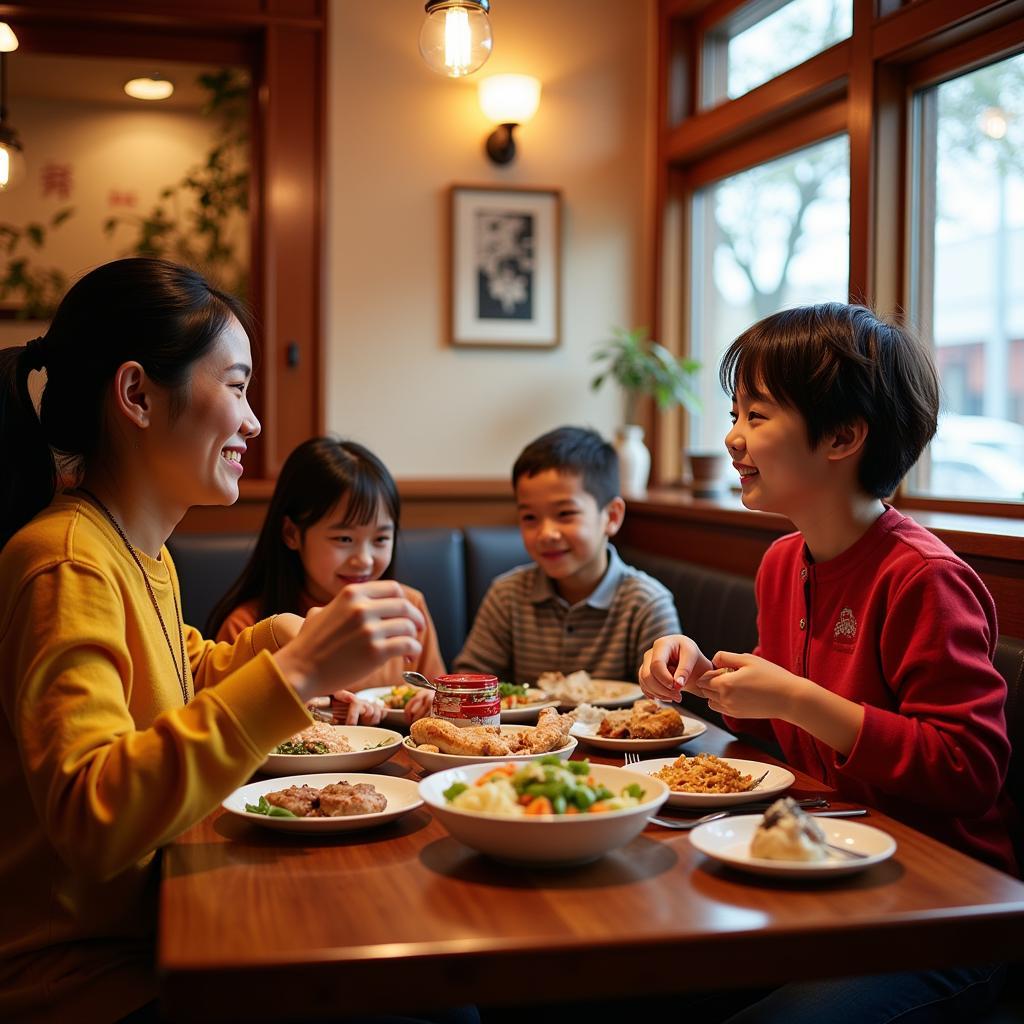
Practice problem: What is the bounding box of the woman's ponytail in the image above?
[0,341,58,549]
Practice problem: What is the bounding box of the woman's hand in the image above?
[329,689,386,726]
[273,581,424,703]
[404,688,433,724]
[638,635,714,702]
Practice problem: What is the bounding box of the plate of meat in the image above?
[570,699,707,752]
[404,707,577,773]
[222,772,423,833]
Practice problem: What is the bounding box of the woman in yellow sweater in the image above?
[0,258,424,1022]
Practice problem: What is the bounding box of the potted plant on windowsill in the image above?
[590,326,701,495]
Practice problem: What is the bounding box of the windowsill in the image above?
[629,486,1024,563]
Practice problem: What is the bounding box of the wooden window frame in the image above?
[653,0,1024,522]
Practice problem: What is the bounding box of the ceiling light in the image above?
[419,1,493,79]
[124,76,174,101]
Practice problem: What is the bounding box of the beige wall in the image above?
[0,99,226,349]
[326,0,655,478]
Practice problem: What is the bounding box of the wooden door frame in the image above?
[2,2,326,519]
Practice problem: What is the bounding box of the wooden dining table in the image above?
[157,715,1024,1022]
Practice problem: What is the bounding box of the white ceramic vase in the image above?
[614,424,651,496]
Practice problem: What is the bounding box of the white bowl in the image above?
[223,772,423,834]
[404,724,577,773]
[420,760,669,866]
[260,725,403,775]
[689,815,897,878]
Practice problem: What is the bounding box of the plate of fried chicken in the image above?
[404,707,577,772]
[570,699,707,752]
[222,772,423,833]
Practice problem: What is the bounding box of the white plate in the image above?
[358,685,428,728]
[404,724,578,773]
[689,815,897,878]
[260,725,403,775]
[222,772,423,834]
[500,697,561,723]
[629,756,795,807]
[570,714,708,752]
[539,679,644,709]
[420,761,669,866]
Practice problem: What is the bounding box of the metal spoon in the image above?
[402,671,438,691]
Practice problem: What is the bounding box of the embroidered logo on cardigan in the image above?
[834,607,857,641]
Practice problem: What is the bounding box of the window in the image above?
[908,53,1024,502]
[689,135,850,450]
[702,0,853,108]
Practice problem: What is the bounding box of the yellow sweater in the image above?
[0,495,312,1022]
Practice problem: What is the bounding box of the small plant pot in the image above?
[686,451,730,497]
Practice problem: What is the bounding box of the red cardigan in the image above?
[724,506,1018,875]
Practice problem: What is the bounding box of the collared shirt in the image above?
[453,545,681,685]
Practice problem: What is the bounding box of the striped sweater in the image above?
[453,546,681,685]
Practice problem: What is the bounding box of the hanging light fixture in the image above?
[419,1,493,79]
[0,26,25,192]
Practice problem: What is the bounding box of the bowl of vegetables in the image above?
[418,756,670,866]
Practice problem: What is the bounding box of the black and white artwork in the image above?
[450,186,560,347]
[474,209,534,321]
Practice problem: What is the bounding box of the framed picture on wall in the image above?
[449,185,561,348]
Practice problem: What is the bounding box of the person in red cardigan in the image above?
[640,302,1017,1022]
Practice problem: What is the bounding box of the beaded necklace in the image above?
[79,488,189,705]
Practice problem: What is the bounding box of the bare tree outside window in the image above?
[690,135,850,452]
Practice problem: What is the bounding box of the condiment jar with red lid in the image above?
[431,674,500,728]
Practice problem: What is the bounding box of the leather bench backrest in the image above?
[462,527,530,624]
[166,533,255,634]
[994,636,1024,848]
[390,529,466,667]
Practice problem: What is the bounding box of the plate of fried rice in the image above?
[628,754,794,807]
[260,723,403,775]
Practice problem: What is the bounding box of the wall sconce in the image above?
[124,75,175,101]
[478,74,541,165]
[419,0,493,79]
[0,24,25,192]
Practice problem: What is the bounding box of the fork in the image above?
[648,806,864,831]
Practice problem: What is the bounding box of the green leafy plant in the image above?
[104,68,250,298]
[0,208,75,320]
[590,326,701,425]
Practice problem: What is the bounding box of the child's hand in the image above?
[404,688,433,723]
[329,689,386,726]
[639,635,714,702]
[274,581,425,702]
[694,651,805,720]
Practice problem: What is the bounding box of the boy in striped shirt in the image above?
[454,426,680,685]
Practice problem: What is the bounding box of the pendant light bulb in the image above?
[419,1,493,79]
